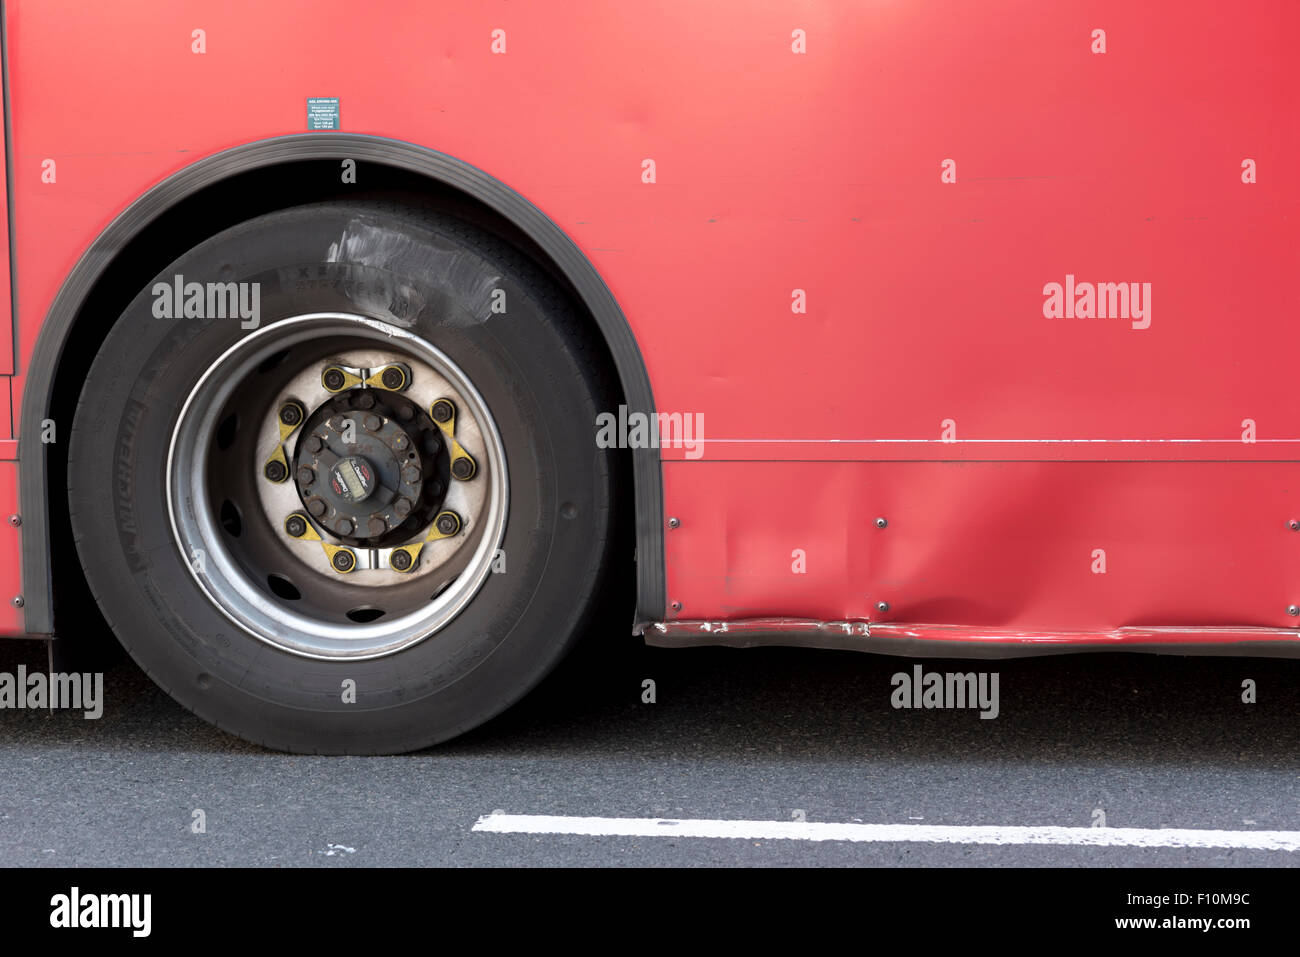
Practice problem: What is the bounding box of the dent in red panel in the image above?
[665,461,1300,633]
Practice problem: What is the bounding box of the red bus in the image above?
[1,1,1297,753]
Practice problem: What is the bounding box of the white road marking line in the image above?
[472,813,1300,851]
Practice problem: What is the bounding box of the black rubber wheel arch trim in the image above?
[18,133,664,634]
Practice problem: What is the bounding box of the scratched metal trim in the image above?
[643,619,1300,659]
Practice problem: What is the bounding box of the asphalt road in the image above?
[2,624,1299,867]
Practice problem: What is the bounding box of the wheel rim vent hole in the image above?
[219,499,242,537]
[267,574,301,601]
[215,413,238,452]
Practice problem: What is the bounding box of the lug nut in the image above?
[368,517,388,537]
[285,514,308,538]
[451,457,476,481]
[331,549,356,572]
[390,550,413,572]
[336,518,354,536]
[393,498,413,519]
[356,391,376,410]
[431,399,455,423]
[435,511,460,536]
[402,465,422,485]
[305,435,323,453]
[263,460,288,483]
[322,367,347,391]
[306,498,327,517]
[278,403,303,427]
[364,413,382,432]
[426,481,443,498]
[393,434,410,452]
[380,366,406,390]
[297,467,315,486]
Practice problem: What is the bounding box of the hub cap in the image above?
[296,389,448,546]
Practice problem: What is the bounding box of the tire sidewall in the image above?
[69,203,611,752]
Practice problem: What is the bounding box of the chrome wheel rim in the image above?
[166,313,508,660]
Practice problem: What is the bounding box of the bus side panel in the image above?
[0,0,13,388]
[4,2,1298,635]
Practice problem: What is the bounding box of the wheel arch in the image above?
[19,133,664,635]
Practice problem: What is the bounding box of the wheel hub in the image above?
[294,389,448,548]
[329,455,377,504]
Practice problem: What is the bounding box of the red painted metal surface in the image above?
[662,461,1300,634]
[0,378,10,443]
[3,1,1299,647]
[0,31,11,436]
[0,54,10,380]
[0,461,20,635]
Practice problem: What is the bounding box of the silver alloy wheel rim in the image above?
[167,313,509,660]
